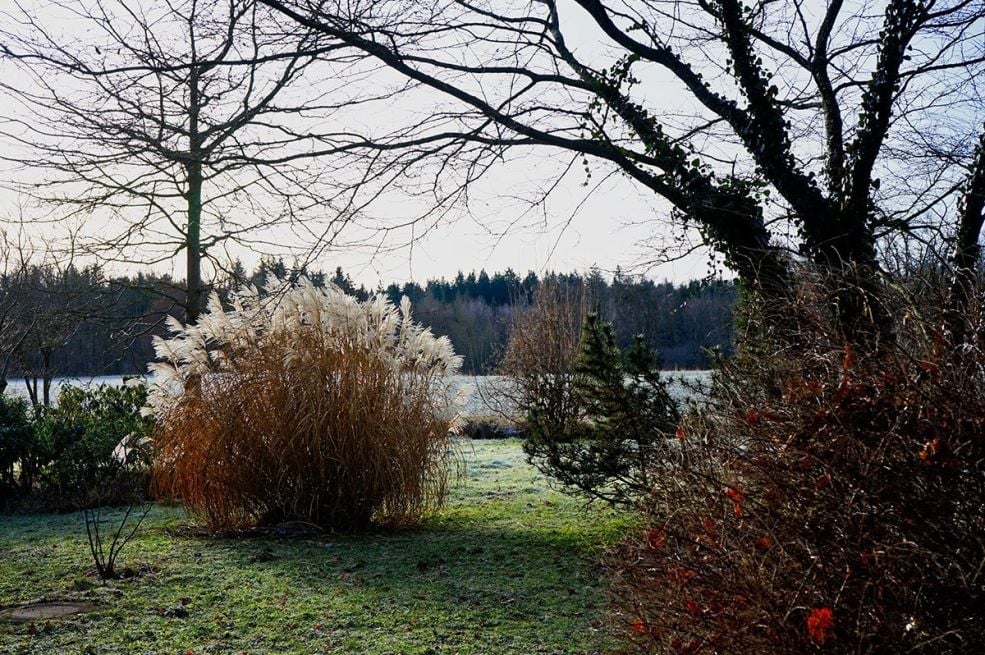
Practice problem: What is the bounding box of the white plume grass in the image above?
[146,277,464,420]
[149,278,466,531]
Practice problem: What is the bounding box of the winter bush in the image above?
[0,384,152,509]
[0,395,33,498]
[499,279,586,447]
[610,273,985,654]
[456,417,522,440]
[148,279,463,531]
[35,383,154,505]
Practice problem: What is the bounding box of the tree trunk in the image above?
[41,347,52,407]
[946,130,985,345]
[830,263,893,350]
[185,63,204,325]
[810,214,894,349]
[24,374,37,407]
[185,162,203,325]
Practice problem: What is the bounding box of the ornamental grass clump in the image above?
[148,279,462,532]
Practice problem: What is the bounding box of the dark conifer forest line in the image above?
[3,257,736,382]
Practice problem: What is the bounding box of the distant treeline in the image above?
[3,257,738,384]
[378,268,738,372]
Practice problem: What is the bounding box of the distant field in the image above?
[0,440,635,655]
[3,371,711,416]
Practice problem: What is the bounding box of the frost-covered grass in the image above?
[0,440,633,654]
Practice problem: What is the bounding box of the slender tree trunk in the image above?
[186,162,203,325]
[41,347,52,407]
[185,63,204,325]
[946,130,985,345]
[24,374,37,407]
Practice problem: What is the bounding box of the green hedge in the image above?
[0,383,153,509]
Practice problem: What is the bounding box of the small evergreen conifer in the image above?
[523,313,680,506]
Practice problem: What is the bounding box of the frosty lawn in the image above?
[0,440,632,655]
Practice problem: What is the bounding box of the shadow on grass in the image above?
[1,504,622,655]
[0,440,628,654]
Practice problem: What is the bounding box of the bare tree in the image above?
[256,0,985,344]
[0,226,105,405]
[0,230,33,393]
[17,260,104,407]
[0,0,380,322]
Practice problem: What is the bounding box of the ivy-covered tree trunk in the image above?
[257,0,984,349]
[946,128,985,346]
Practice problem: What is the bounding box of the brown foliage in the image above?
[152,330,455,532]
[610,273,985,654]
[499,279,588,444]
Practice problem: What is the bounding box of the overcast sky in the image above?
[0,0,725,290]
[305,152,712,287]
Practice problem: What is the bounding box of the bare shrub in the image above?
[499,279,587,440]
[149,280,462,532]
[456,417,522,440]
[610,271,985,654]
[84,433,153,579]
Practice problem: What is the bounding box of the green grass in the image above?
[0,440,634,654]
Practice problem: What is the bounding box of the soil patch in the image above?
[0,601,99,622]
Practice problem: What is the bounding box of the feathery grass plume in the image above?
[147,278,463,531]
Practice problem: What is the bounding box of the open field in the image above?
[0,440,634,655]
[2,372,710,416]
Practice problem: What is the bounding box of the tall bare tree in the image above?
[0,0,377,322]
[257,0,985,344]
[0,230,33,393]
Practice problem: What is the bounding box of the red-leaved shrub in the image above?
[610,273,985,653]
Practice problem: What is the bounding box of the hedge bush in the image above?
[610,275,985,654]
[0,395,34,497]
[1,383,152,509]
[35,384,153,500]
